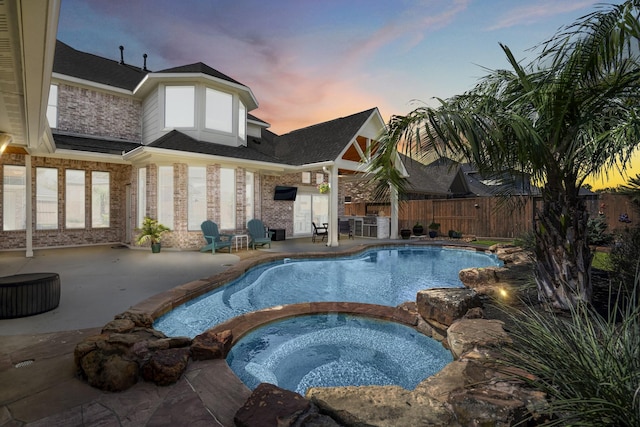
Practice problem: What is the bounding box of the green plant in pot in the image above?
[412,222,424,236]
[428,221,440,238]
[136,217,170,253]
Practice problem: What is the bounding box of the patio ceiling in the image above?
[0,0,60,155]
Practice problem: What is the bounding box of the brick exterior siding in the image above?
[55,84,142,141]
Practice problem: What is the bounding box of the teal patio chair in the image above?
[247,219,273,249]
[200,220,233,254]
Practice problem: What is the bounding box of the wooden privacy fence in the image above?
[397,198,535,238]
[344,193,637,239]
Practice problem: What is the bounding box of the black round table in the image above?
[0,273,60,319]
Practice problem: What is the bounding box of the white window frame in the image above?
[238,100,246,140]
[205,87,233,133]
[47,84,58,128]
[137,168,146,227]
[165,85,195,128]
[65,169,85,229]
[3,165,26,231]
[245,171,254,222]
[157,166,174,228]
[91,171,110,228]
[188,166,207,230]
[219,167,235,229]
[36,167,58,230]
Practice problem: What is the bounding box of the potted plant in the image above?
[136,217,170,253]
[428,221,440,238]
[400,229,412,239]
[317,182,330,194]
[412,221,424,236]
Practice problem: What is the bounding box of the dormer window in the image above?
[205,87,232,133]
[165,85,195,128]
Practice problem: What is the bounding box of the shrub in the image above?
[495,283,640,426]
[609,226,640,300]
[587,214,614,246]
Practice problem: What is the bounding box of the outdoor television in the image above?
[273,186,298,201]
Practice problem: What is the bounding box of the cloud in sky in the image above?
[58,0,605,136]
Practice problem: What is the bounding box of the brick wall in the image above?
[0,154,131,250]
[56,84,142,141]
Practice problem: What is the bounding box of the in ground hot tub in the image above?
[0,273,61,319]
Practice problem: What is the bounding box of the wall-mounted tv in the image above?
[274,186,298,201]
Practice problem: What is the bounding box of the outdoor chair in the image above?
[247,219,273,249]
[200,220,233,254]
[312,222,328,243]
[338,220,353,240]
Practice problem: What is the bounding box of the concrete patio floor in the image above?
[0,236,409,426]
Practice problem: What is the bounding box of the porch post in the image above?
[390,184,398,239]
[25,154,33,257]
[327,165,339,246]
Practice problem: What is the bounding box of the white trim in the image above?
[52,73,134,96]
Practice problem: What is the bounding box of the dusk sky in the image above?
[56,0,637,189]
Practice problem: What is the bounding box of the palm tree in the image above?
[371,1,640,309]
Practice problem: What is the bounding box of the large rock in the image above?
[459,263,532,302]
[75,325,192,391]
[141,347,190,386]
[191,329,233,360]
[235,383,339,427]
[80,350,139,392]
[416,288,482,327]
[447,318,511,359]
[308,385,454,427]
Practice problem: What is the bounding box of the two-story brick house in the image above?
[1,2,398,256]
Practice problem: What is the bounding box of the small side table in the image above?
[233,234,249,251]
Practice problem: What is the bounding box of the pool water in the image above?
[154,246,501,338]
[226,313,453,394]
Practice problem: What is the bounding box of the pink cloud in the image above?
[486,0,598,31]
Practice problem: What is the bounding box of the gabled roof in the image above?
[146,130,282,163]
[53,133,142,155]
[400,155,470,196]
[53,41,148,91]
[273,108,378,165]
[156,62,245,87]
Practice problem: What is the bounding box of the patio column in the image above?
[390,184,398,239]
[327,165,339,246]
[25,154,33,257]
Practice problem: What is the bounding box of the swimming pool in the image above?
[226,313,453,394]
[154,246,501,338]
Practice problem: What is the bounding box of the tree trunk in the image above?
[533,195,593,309]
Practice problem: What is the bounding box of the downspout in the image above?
[324,165,339,246]
[25,154,33,257]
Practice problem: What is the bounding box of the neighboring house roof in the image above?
[156,62,245,87]
[53,133,142,155]
[54,40,148,91]
[404,156,471,197]
[273,108,379,165]
[146,130,283,164]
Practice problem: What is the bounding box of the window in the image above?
[301,172,311,184]
[316,173,325,184]
[47,85,58,128]
[137,168,146,227]
[158,166,174,228]
[3,165,26,230]
[245,171,254,222]
[165,86,195,128]
[220,168,235,229]
[238,100,246,140]
[92,171,110,228]
[205,88,233,133]
[66,170,85,228]
[188,166,207,230]
[36,167,58,230]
